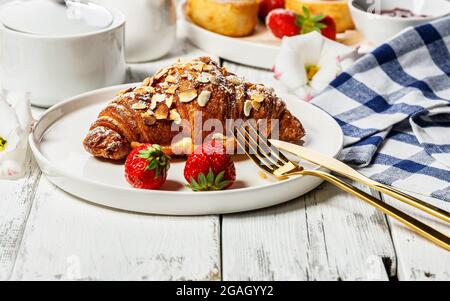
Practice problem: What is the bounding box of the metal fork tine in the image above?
[234,127,277,174]
[247,122,292,165]
[240,126,284,169]
[235,125,300,177]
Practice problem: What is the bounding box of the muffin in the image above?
[186,0,259,37]
[286,0,355,33]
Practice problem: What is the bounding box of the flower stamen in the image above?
[0,136,7,152]
[306,65,320,82]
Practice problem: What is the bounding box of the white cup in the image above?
[95,0,177,63]
[0,0,127,108]
[349,0,450,45]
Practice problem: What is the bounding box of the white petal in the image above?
[294,85,314,101]
[274,45,308,91]
[318,38,357,72]
[310,61,342,94]
[0,99,23,152]
[281,31,324,65]
[309,37,357,94]
[0,99,20,136]
[274,31,357,100]
[275,31,327,93]
[0,159,24,179]
[8,92,34,132]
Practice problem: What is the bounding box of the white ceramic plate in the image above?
[180,1,369,70]
[29,83,343,215]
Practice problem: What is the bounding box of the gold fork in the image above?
[234,123,450,251]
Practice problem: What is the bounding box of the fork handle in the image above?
[368,182,450,224]
[331,169,450,224]
[302,169,450,251]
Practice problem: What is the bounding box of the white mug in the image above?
[0,1,127,108]
[95,0,177,63]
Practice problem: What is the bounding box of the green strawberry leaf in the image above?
[215,171,225,187]
[138,144,170,178]
[296,6,328,35]
[207,169,215,184]
[186,168,232,192]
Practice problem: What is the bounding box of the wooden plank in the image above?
[222,184,396,280]
[383,193,450,281]
[0,154,40,280]
[0,107,45,280]
[10,177,221,281]
[221,61,397,281]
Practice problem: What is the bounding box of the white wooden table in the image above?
[1,37,449,281]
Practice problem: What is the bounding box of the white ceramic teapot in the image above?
[95,0,177,62]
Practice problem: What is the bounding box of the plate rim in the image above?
[30,83,344,198]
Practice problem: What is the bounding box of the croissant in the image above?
[83,57,305,160]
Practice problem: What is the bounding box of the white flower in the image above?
[274,31,357,101]
[0,92,33,179]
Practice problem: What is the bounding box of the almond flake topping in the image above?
[191,63,204,72]
[159,82,169,89]
[117,87,133,95]
[131,101,148,110]
[154,104,169,120]
[166,95,174,108]
[134,87,148,95]
[169,109,182,125]
[227,75,241,85]
[165,75,178,83]
[146,86,156,93]
[202,64,213,72]
[250,92,265,103]
[154,67,170,80]
[252,100,261,111]
[152,93,166,103]
[150,98,158,110]
[179,89,198,103]
[197,72,211,83]
[143,77,153,86]
[142,112,156,126]
[210,75,218,84]
[166,85,178,94]
[244,100,252,117]
[197,90,211,107]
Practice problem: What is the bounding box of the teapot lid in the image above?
[0,0,114,36]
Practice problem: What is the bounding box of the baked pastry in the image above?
[83,57,305,160]
[186,0,259,37]
[286,0,354,33]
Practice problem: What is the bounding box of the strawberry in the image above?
[266,9,300,39]
[267,7,337,41]
[125,144,170,190]
[297,7,336,40]
[319,16,337,41]
[258,0,285,20]
[184,140,236,192]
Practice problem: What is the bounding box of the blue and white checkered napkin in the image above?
[312,16,450,202]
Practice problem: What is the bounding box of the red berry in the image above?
[266,9,300,39]
[124,144,170,190]
[258,0,285,20]
[184,140,236,191]
[296,6,337,40]
[320,16,337,40]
